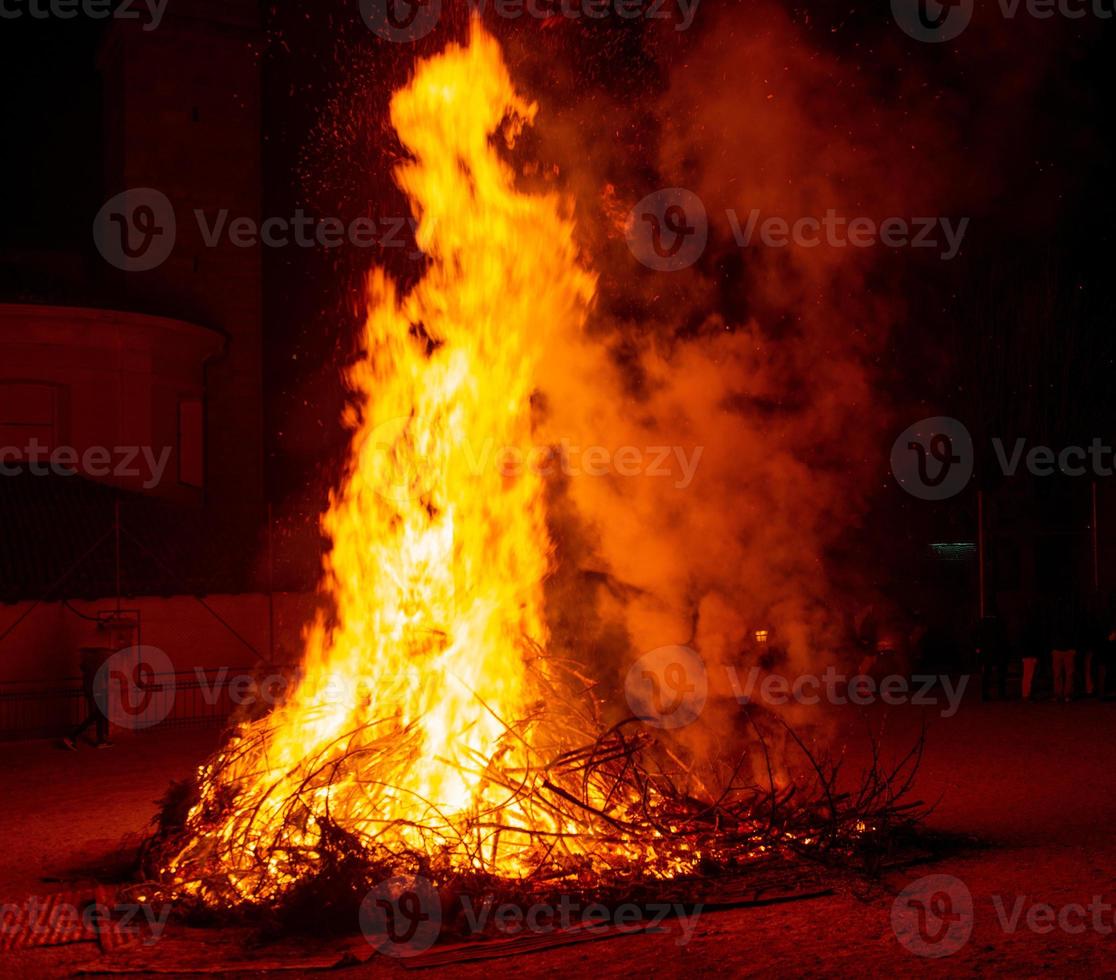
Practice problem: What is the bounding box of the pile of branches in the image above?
[138,691,930,934]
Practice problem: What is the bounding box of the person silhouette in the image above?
[62,645,114,749]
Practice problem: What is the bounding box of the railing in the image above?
[0,666,253,740]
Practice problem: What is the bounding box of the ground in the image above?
[3,697,1116,977]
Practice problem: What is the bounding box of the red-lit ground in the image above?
[3,698,1115,977]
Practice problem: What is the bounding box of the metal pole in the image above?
[977,489,986,619]
[114,496,122,614]
[1092,479,1100,592]
[267,502,276,663]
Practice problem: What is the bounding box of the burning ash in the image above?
[155,21,923,915]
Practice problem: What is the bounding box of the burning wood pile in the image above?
[144,23,925,928]
[148,706,925,922]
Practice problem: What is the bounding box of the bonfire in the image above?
[149,23,923,923]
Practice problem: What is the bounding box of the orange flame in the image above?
[165,24,602,900]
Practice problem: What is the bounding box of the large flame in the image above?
[166,24,601,901]
[159,23,900,908]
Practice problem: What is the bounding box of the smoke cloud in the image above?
[517,3,964,745]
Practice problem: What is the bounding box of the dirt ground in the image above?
[3,696,1116,977]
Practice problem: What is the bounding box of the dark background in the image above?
[0,0,1113,653]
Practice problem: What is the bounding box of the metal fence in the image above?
[0,666,251,740]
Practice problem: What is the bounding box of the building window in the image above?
[0,381,59,454]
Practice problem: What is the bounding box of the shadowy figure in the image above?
[853,602,913,681]
[975,612,1009,701]
[1021,604,1045,702]
[1048,593,1079,704]
[1081,592,1110,698]
[1099,595,1116,701]
[62,645,115,749]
